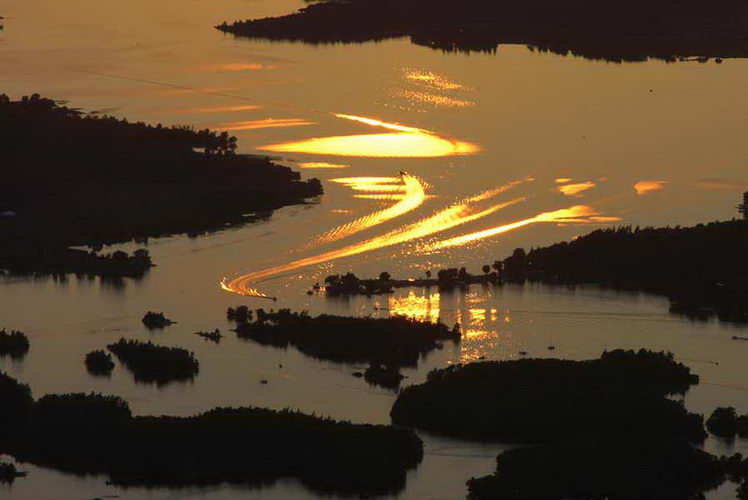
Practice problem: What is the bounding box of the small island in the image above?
[0,94,322,278]
[0,372,423,495]
[141,311,176,329]
[216,0,748,61]
[228,308,460,389]
[318,266,500,296]
[84,350,115,376]
[500,217,748,323]
[0,329,30,360]
[106,338,199,385]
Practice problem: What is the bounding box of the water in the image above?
[2,1,748,498]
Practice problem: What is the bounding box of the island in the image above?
[0,372,423,495]
[228,308,460,389]
[500,218,748,323]
[106,338,199,385]
[0,94,322,278]
[216,0,748,61]
[0,329,30,360]
[390,349,746,498]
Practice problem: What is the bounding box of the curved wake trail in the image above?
[423,205,618,251]
[315,173,426,245]
[221,183,528,296]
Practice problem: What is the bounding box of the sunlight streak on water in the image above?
[315,173,427,244]
[218,118,314,131]
[221,182,526,296]
[257,113,479,158]
[424,206,621,251]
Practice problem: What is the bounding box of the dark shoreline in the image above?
[216,0,748,62]
[500,219,748,324]
[0,94,322,278]
[0,373,423,495]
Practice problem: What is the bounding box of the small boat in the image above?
[547,345,556,351]
[732,336,748,341]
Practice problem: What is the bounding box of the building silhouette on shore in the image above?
[740,191,748,220]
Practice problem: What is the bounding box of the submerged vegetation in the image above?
[392,349,702,442]
[229,308,460,371]
[106,338,199,385]
[0,94,322,277]
[216,0,748,61]
[0,373,422,495]
[502,220,748,323]
[0,329,29,359]
[84,350,115,376]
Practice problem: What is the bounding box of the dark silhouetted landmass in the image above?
[391,349,702,442]
[0,461,26,484]
[707,407,748,439]
[501,220,748,323]
[390,350,735,498]
[194,328,223,343]
[229,308,460,370]
[466,437,724,499]
[0,329,29,360]
[364,363,405,391]
[319,266,499,296]
[84,350,115,376]
[0,94,322,277]
[0,375,423,495]
[216,0,748,61]
[141,311,176,329]
[107,338,199,385]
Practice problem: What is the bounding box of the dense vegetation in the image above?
[467,437,725,499]
[0,461,26,483]
[390,350,742,498]
[0,374,423,495]
[321,267,499,296]
[229,308,460,370]
[501,220,748,323]
[0,329,29,359]
[216,0,748,61]
[707,407,748,438]
[84,350,115,376]
[0,94,322,277]
[107,338,199,385]
[141,311,175,329]
[391,349,702,442]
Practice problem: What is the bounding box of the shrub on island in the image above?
[107,338,198,385]
[85,350,115,375]
[0,329,29,359]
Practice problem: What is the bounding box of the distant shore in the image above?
[216,0,748,61]
[0,94,322,278]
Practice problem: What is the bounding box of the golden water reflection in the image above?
[219,118,313,131]
[425,205,621,251]
[258,113,479,158]
[388,292,441,323]
[315,174,426,244]
[556,181,596,197]
[222,181,525,295]
[298,162,349,169]
[634,180,669,195]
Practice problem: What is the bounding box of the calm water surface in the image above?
[2,1,748,498]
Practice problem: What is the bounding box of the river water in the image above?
[2,1,748,498]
